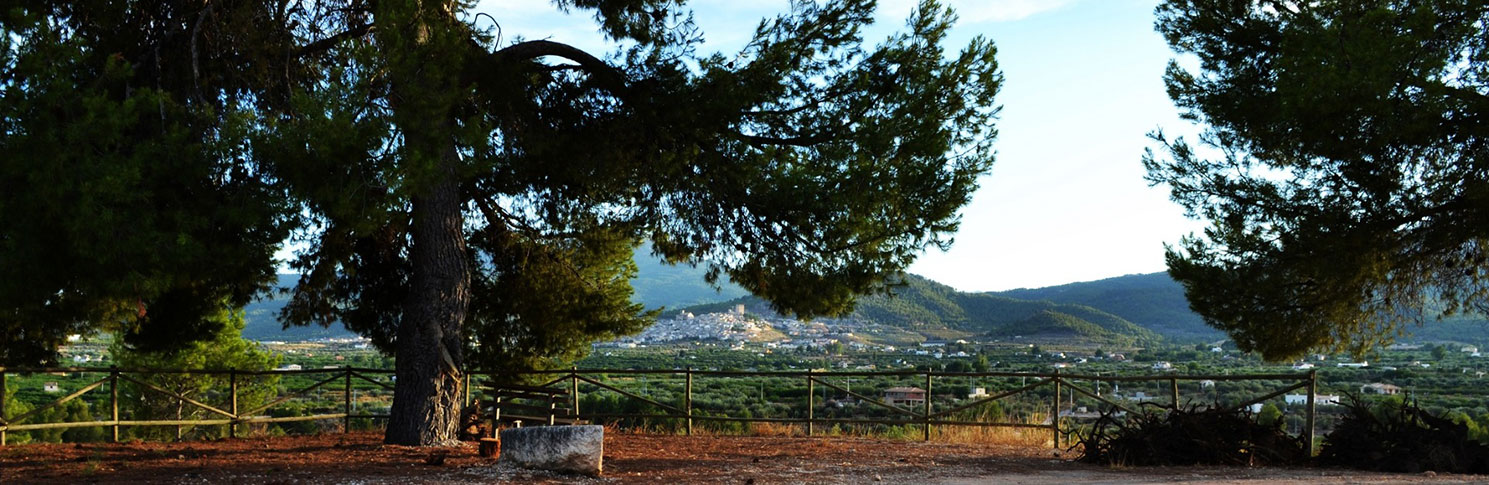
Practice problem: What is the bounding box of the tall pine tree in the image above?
[3,0,1002,445]
[1148,0,1489,360]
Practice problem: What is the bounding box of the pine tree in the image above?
[3,0,1002,445]
[1148,0,1489,360]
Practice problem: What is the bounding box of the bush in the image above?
[1319,395,1489,474]
[1076,404,1308,467]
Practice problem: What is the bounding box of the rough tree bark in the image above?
[385,144,470,446]
[382,0,471,446]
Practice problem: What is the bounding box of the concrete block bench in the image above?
[497,425,604,476]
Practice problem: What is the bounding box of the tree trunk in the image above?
[381,0,471,446]
[385,143,470,446]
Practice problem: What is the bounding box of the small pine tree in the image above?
[110,305,279,441]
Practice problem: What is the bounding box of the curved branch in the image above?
[484,40,631,95]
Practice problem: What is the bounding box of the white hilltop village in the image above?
[607,305,773,346]
[596,304,972,359]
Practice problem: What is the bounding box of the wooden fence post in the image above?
[229,370,238,439]
[571,367,580,422]
[923,371,932,441]
[1,368,7,446]
[1170,377,1180,409]
[1051,369,1061,449]
[1305,370,1317,455]
[110,368,119,443]
[806,371,814,436]
[684,369,693,436]
[344,369,352,433]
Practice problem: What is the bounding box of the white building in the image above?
[1284,394,1340,406]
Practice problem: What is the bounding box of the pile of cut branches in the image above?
[1319,395,1489,474]
[1075,404,1308,467]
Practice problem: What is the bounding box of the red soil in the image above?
[0,431,1479,484]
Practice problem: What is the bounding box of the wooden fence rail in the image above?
[0,366,396,446]
[0,366,1319,451]
[485,368,1319,450]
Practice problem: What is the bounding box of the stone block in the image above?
[498,425,603,476]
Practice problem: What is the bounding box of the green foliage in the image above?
[973,354,991,373]
[463,229,655,372]
[991,310,1149,347]
[1077,405,1308,467]
[1256,403,1283,428]
[1,374,106,444]
[26,399,104,444]
[2,378,34,444]
[109,307,279,441]
[1148,1,1489,360]
[265,0,1000,341]
[1321,395,1489,473]
[997,273,1219,341]
[8,0,1002,444]
[0,2,293,365]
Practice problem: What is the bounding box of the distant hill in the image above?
[994,272,1222,342]
[994,272,1489,346]
[245,264,1489,346]
[630,252,749,310]
[242,274,359,341]
[994,310,1125,342]
[684,274,1162,347]
[244,248,747,341]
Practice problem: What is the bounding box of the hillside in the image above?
[242,274,358,341]
[244,248,746,341]
[990,310,1136,344]
[630,252,749,309]
[994,272,1222,341]
[242,266,1489,346]
[243,265,1175,346]
[995,272,1489,345]
[685,275,1162,347]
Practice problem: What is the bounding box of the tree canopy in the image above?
[1148,0,1489,360]
[0,2,293,365]
[3,0,1001,445]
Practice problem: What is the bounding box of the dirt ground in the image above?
[0,431,1483,484]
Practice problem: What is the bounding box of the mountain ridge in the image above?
[244,250,1489,346]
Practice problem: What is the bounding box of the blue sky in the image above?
[472,0,1206,292]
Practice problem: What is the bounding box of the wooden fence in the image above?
[0,366,398,446]
[498,368,1320,449]
[0,366,1319,450]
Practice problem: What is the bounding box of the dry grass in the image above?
[934,423,1051,448]
[661,415,1055,449]
[594,409,1059,451]
[747,421,805,437]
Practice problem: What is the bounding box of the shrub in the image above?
[1319,395,1489,474]
[1076,404,1308,467]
